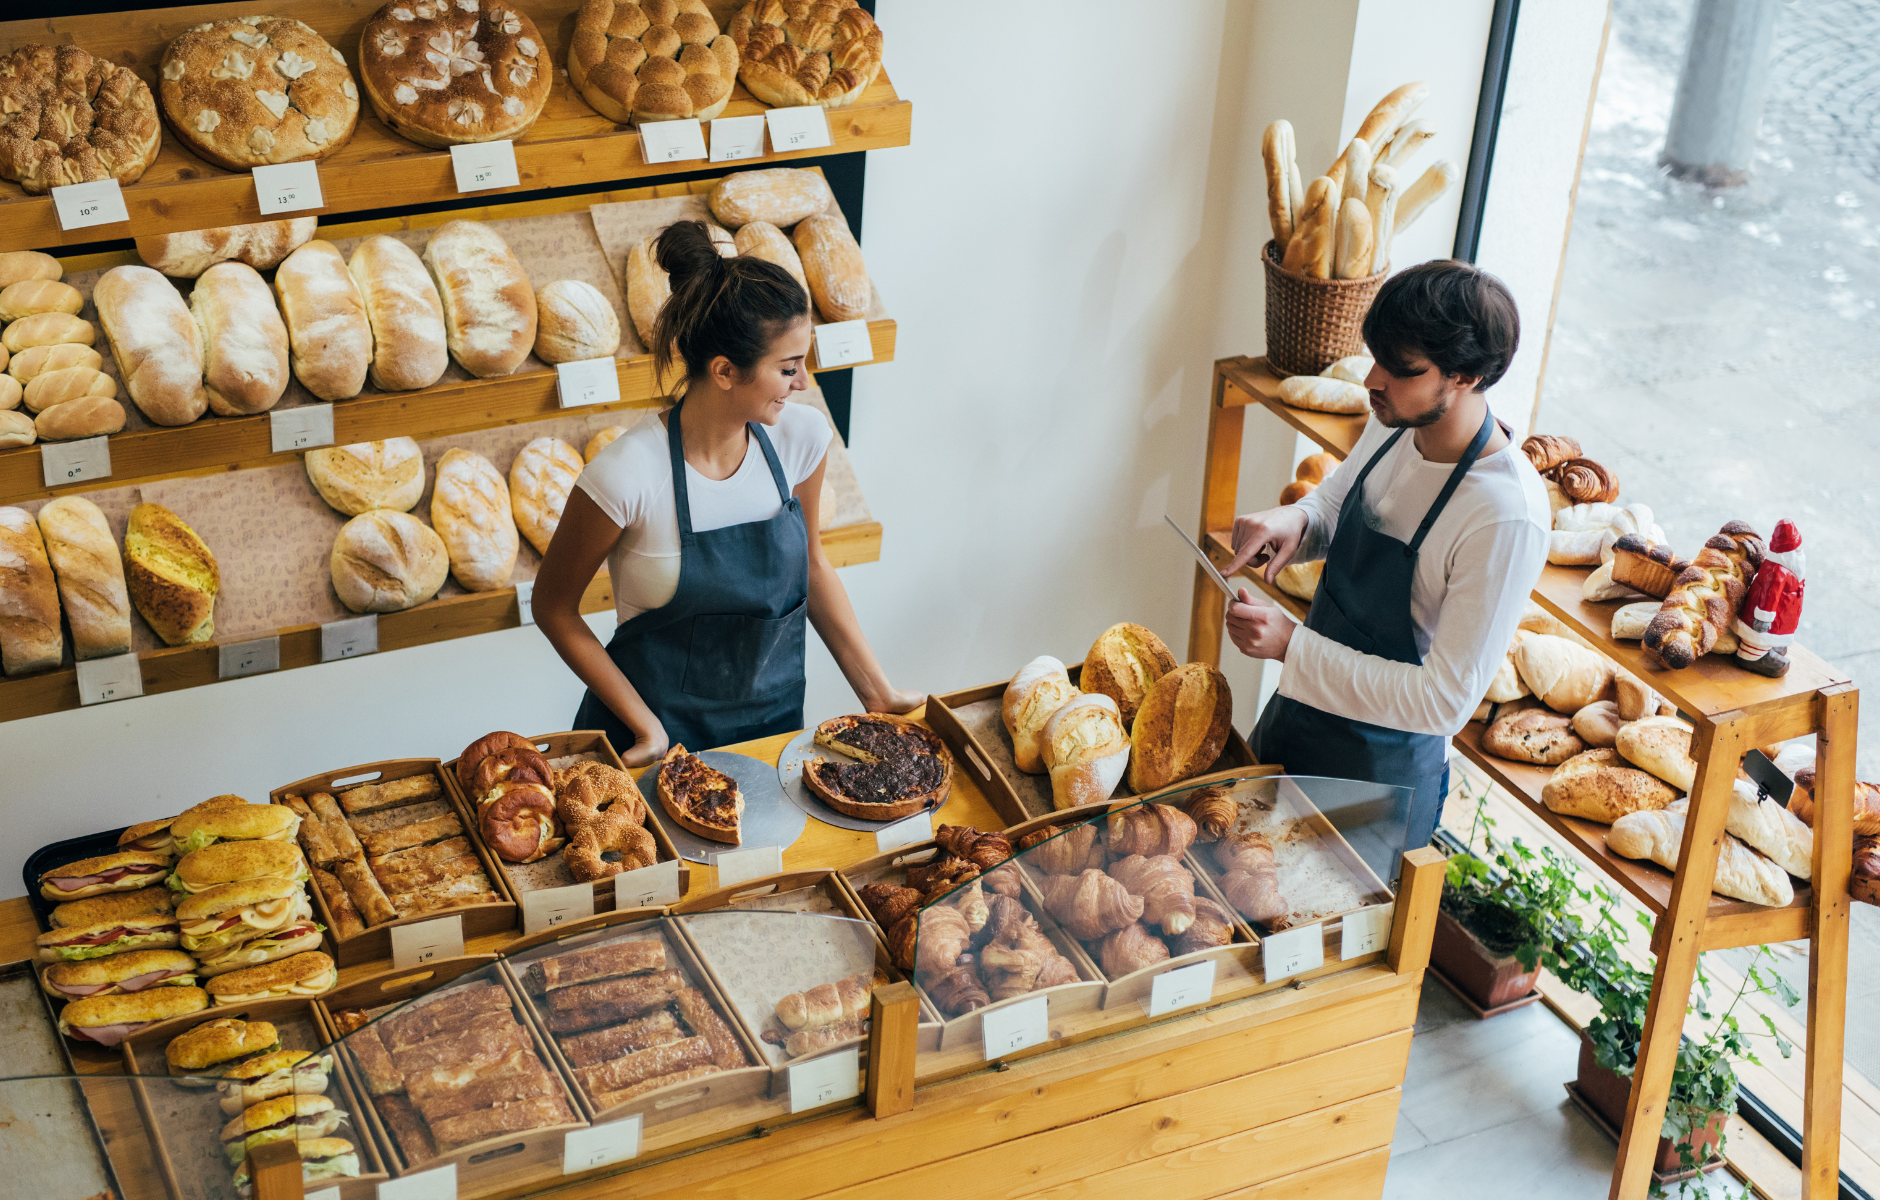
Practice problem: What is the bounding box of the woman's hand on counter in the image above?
[620,720,671,768]
[864,686,926,715]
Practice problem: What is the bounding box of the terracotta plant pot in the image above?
[1430,907,1540,1013]
[1574,1034,1728,1177]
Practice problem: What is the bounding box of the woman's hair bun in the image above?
[655,219,728,289]
[650,219,810,384]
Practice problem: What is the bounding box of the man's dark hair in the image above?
[1361,260,1520,391]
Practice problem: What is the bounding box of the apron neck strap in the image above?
[666,402,796,538]
[1404,404,1498,557]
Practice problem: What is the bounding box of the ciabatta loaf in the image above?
[1541,748,1677,824]
[93,265,206,426]
[191,262,290,416]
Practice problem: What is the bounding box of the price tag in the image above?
[40,436,112,488]
[980,995,1048,1060]
[638,118,707,165]
[307,1189,341,1200]
[556,357,620,409]
[217,636,280,680]
[873,809,932,854]
[514,580,534,626]
[1339,903,1395,959]
[712,845,782,888]
[787,1045,859,1113]
[253,160,324,215]
[1262,923,1325,983]
[708,114,767,162]
[390,915,464,970]
[812,319,873,370]
[562,1115,640,1174]
[321,614,378,662]
[378,1164,457,1200]
[614,857,681,910]
[1146,960,1217,1017]
[269,403,335,453]
[75,653,142,706]
[449,140,520,192]
[523,881,595,935]
[764,105,832,152]
[51,179,128,231]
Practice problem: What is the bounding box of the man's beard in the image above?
[1374,391,1449,429]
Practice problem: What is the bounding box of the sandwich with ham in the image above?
[167,1017,282,1080]
[51,887,174,930]
[169,840,309,896]
[230,1137,359,1196]
[206,951,338,1004]
[172,802,301,854]
[41,949,198,999]
[59,986,208,1046]
[36,911,180,962]
[39,850,172,901]
[179,878,315,958]
[217,1048,333,1114]
[220,1094,345,1165]
[118,795,250,857]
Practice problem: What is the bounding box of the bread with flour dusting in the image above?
[274,240,372,401]
[348,235,448,392]
[92,265,208,426]
[421,221,536,378]
[430,447,516,591]
[508,436,582,555]
[532,279,619,365]
[190,262,290,415]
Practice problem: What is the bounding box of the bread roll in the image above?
[94,265,207,426]
[1483,707,1583,765]
[1278,479,1314,506]
[7,343,101,384]
[584,426,626,462]
[1614,715,1696,792]
[36,496,129,660]
[707,168,834,229]
[509,437,583,555]
[533,280,620,365]
[1082,622,1176,728]
[625,236,669,350]
[0,280,83,321]
[430,448,517,592]
[423,221,536,379]
[0,251,60,289]
[3,312,95,353]
[347,235,448,393]
[1727,779,1811,880]
[36,397,126,440]
[1614,673,1666,721]
[1322,358,1371,387]
[123,503,218,646]
[1571,700,1624,749]
[794,214,869,323]
[190,262,290,417]
[135,219,317,278]
[304,438,425,516]
[1608,801,1793,907]
[1041,693,1130,810]
[1540,748,1678,824]
[1127,663,1232,792]
[0,411,32,447]
[274,241,371,402]
[23,367,114,414]
[732,221,808,291]
[1513,634,1614,713]
[0,375,18,411]
[330,511,449,614]
[1277,376,1368,414]
[0,506,62,675]
[1275,559,1321,601]
[1003,655,1078,775]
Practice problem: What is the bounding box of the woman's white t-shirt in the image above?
[574,403,834,623]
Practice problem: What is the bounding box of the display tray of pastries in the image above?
[782,713,952,825]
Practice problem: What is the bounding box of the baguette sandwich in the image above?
[51,887,174,929]
[179,878,315,957]
[217,1047,334,1114]
[60,986,209,1046]
[220,1093,344,1165]
[170,840,308,895]
[39,849,171,900]
[167,1016,282,1079]
[206,950,338,1004]
[36,911,180,961]
[42,948,198,999]
[172,802,301,853]
[231,1136,358,1196]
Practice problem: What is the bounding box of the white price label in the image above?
[449,140,521,192]
[523,881,595,935]
[638,118,707,164]
[614,857,681,910]
[708,114,767,162]
[812,318,873,370]
[269,403,335,453]
[217,636,281,680]
[787,1045,859,1113]
[1263,923,1325,983]
[378,1164,456,1200]
[307,1189,341,1200]
[764,105,832,152]
[51,179,128,231]
[253,160,324,215]
[712,845,782,888]
[874,809,932,854]
[321,614,378,662]
[390,915,464,969]
[40,436,112,487]
[75,653,142,706]
[1339,903,1395,959]
[556,357,620,409]
[980,995,1048,1060]
[514,580,534,626]
[562,1115,641,1174]
[1146,960,1217,1017]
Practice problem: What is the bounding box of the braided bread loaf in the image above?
[1642,521,1764,669]
[729,0,884,110]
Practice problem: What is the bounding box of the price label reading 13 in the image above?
[763,105,832,152]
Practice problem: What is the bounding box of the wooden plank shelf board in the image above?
[1203,529,1309,620]
[1218,356,1364,457]
[0,0,912,253]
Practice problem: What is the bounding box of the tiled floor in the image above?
[1383,977,1745,1199]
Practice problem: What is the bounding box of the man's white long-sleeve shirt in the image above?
[1277,415,1551,736]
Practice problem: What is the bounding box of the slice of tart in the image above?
[655,745,743,844]
[803,714,954,821]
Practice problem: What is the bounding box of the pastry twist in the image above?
[1642,521,1764,669]
[1521,434,1582,474]
[1549,458,1620,504]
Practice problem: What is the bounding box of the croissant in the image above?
[1548,458,1620,504]
[1038,868,1144,941]
[1108,854,1198,935]
[1183,784,1238,842]
[1214,830,1277,873]
[955,881,990,935]
[983,862,1022,897]
[1521,433,1582,474]
[1098,921,1171,976]
[924,962,990,1017]
[979,901,1080,999]
[858,882,921,930]
[1643,522,1764,670]
[1215,833,1289,927]
[915,903,973,976]
[1171,897,1237,955]
[1023,823,1105,874]
[934,825,1013,871]
[981,893,1029,944]
[906,855,978,900]
[1107,804,1198,860]
[887,914,917,972]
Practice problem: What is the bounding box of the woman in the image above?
[535,220,921,766]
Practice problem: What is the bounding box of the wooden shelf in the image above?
[1219,356,1364,456]
[0,0,912,253]
[1202,530,1308,620]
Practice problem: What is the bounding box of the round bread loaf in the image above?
[136,218,318,279]
[358,0,551,148]
[567,0,738,125]
[94,265,208,427]
[430,447,517,591]
[1484,706,1585,765]
[348,235,448,392]
[728,0,883,109]
[3,312,94,354]
[331,510,449,613]
[732,221,807,290]
[0,375,20,412]
[508,436,583,555]
[1081,622,1176,728]
[0,45,161,194]
[706,168,833,230]
[36,396,126,440]
[0,410,34,448]
[192,262,291,417]
[584,425,626,462]
[0,251,61,290]
[158,16,360,172]
[8,343,102,384]
[0,279,83,322]
[305,438,426,516]
[533,279,620,365]
[23,366,115,414]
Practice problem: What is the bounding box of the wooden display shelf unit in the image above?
[0,0,913,254]
[1187,355,1858,1200]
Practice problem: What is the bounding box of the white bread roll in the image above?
[1613,714,1696,792]
[330,510,449,613]
[135,218,317,278]
[1001,655,1078,775]
[36,496,129,660]
[732,221,808,291]
[1513,633,1614,713]
[0,506,62,675]
[508,437,583,556]
[348,235,448,393]
[1728,778,1812,880]
[1276,376,1367,414]
[36,397,126,440]
[793,214,869,323]
[0,251,60,289]
[1040,693,1129,811]
[1323,356,1372,385]
[707,168,833,230]
[23,367,114,414]
[304,438,425,516]
[191,262,290,416]
[0,280,84,321]
[430,448,517,592]
[533,280,620,365]
[0,375,19,411]
[92,265,207,426]
[1608,801,1793,907]
[0,410,33,447]
[274,241,372,402]
[1,312,93,353]
[7,344,101,384]
[625,236,668,350]
[584,426,626,462]
[422,221,536,379]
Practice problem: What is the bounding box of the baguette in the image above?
[1366,163,1400,275]
[1261,119,1297,246]
[1347,82,1428,177]
[36,496,129,660]
[1282,176,1335,274]
[0,507,62,675]
[191,261,290,416]
[1395,159,1461,236]
[1338,136,1372,205]
[93,266,207,426]
[1383,119,1435,167]
[1333,197,1374,280]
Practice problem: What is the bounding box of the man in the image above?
[1223,260,1550,856]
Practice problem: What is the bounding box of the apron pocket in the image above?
[1308,582,1381,658]
[680,600,808,702]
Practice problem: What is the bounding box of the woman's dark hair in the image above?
[1361,259,1520,391]
[651,220,810,383]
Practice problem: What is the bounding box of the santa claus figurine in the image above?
[1734,519,1805,677]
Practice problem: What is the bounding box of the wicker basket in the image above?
[1261,239,1387,377]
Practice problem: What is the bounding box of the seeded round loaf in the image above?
[0,45,161,194]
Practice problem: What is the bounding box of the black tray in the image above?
[23,824,138,934]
